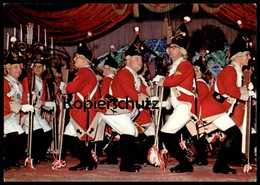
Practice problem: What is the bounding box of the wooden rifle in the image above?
[193,73,200,140]
[52,45,71,169]
[243,68,253,173]
[85,93,90,146]
[52,93,67,170]
[24,70,36,169]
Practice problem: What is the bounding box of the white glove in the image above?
[152,75,164,83]
[59,81,66,91]
[21,104,34,112]
[240,86,249,101]
[60,102,70,110]
[45,101,56,108]
[249,91,256,99]
[248,82,254,91]
[150,96,159,102]
[162,101,170,108]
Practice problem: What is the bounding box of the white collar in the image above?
[172,57,184,66]
[35,75,42,81]
[84,64,91,68]
[6,74,19,83]
[106,74,115,78]
[125,66,138,77]
[79,64,91,69]
[168,57,184,71]
[231,61,243,74]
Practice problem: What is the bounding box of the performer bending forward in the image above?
[60,41,100,171]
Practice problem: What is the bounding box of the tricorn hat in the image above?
[123,27,144,59]
[5,51,22,65]
[76,31,94,62]
[104,53,118,69]
[169,16,191,49]
[229,20,253,59]
[31,54,46,68]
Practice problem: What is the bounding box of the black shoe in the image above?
[69,163,87,171]
[69,163,97,171]
[229,158,247,167]
[86,163,98,171]
[170,163,193,173]
[135,165,142,169]
[213,164,236,174]
[192,158,208,165]
[120,164,140,172]
[229,161,246,167]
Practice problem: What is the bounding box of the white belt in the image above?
[176,86,195,97]
[76,83,98,102]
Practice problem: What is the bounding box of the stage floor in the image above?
[3,154,257,183]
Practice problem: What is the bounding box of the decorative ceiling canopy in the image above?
[3,3,256,45]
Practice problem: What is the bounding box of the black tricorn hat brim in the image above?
[104,53,118,69]
[123,34,144,59]
[229,33,251,58]
[170,23,190,49]
[5,52,22,65]
[76,41,94,62]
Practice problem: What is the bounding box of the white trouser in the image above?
[4,113,24,135]
[212,113,236,131]
[24,110,51,134]
[143,122,155,136]
[99,112,139,137]
[161,102,190,134]
[64,120,77,137]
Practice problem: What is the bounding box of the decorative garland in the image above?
[142,4,181,13]
[112,4,128,16]
[199,4,222,14]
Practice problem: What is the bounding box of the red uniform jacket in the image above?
[66,67,100,140]
[163,60,197,114]
[196,78,209,102]
[22,76,47,102]
[4,78,27,117]
[201,65,241,119]
[111,68,148,111]
[134,108,152,133]
[100,76,113,98]
[231,102,246,127]
[20,76,47,122]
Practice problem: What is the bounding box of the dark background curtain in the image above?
[3,4,134,44]
[3,3,256,46]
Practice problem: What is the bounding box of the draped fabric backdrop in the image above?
[3,3,256,46]
[4,4,134,44]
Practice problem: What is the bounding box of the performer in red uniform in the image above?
[194,66,210,101]
[135,62,155,164]
[100,53,118,98]
[98,27,149,172]
[22,56,56,164]
[200,26,253,174]
[153,16,194,173]
[4,52,34,171]
[192,65,210,166]
[99,51,119,165]
[60,41,100,171]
